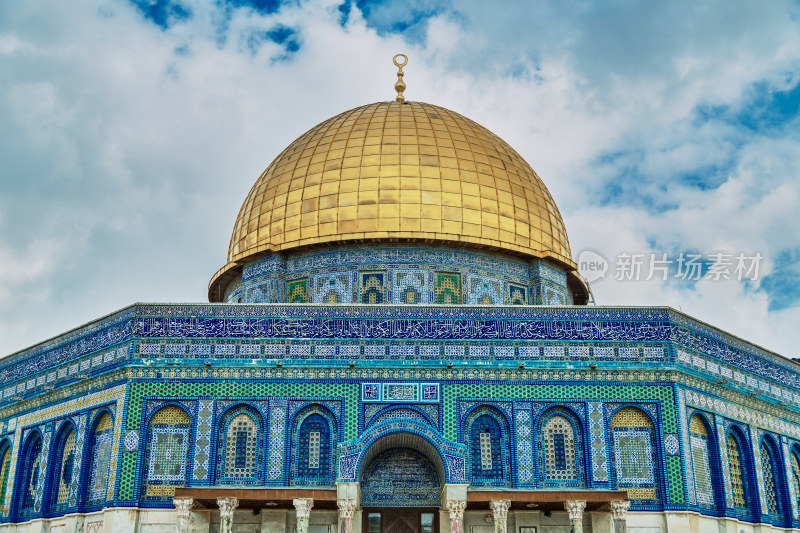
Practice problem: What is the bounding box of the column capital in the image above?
[564,500,586,521]
[337,499,358,519]
[174,497,194,516]
[217,497,239,518]
[446,499,467,521]
[610,500,630,520]
[489,500,511,520]
[293,497,315,518]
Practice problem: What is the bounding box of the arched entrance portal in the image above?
[359,433,444,533]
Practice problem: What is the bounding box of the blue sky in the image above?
[0,0,799,357]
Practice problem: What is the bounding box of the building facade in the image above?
[0,99,799,533]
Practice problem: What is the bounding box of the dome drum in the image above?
[215,244,580,306]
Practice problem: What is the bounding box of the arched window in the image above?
[86,413,114,507]
[289,406,337,486]
[49,425,76,512]
[0,443,12,512]
[467,412,505,485]
[689,415,716,509]
[297,414,331,480]
[726,431,749,511]
[217,407,262,485]
[142,405,191,502]
[539,410,582,486]
[791,447,800,517]
[760,437,784,520]
[17,433,42,517]
[610,407,659,503]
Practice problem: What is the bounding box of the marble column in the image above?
[610,501,630,533]
[293,498,314,533]
[337,499,358,533]
[174,497,194,533]
[446,499,467,533]
[489,500,511,533]
[217,497,239,533]
[564,500,586,533]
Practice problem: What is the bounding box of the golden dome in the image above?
[210,101,577,299]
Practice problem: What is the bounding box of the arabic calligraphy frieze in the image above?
[134,317,672,342]
[671,326,800,390]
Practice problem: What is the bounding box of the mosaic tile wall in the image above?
[4,303,800,415]
[2,299,800,528]
[220,245,574,306]
[0,385,124,520]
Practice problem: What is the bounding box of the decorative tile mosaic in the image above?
[359,271,387,304]
[54,429,75,506]
[787,443,800,520]
[434,272,461,304]
[465,274,503,305]
[467,410,506,486]
[218,409,261,484]
[750,426,768,514]
[760,437,783,518]
[727,431,749,509]
[392,269,429,304]
[361,447,441,507]
[312,272,353,304]
[286,278,308,303]
[124,430,139,453]
[32,429,51,513]
[542,414,578,483]
[587,402,609,482]
[267,400,287,481]
[610,407,658,502]
[361,383,439,403]
[515,406,534,484]
[371,408,433,430]
[191,399,213,481]
[716,421,734,508]
[507,282,528,305]
[291,407,335,486]
[67,415,86,507]
[142,405,191,502]
[689,416,715,507]
[677,388,695,506]
[664,434,680,456]
[87,413,114,504]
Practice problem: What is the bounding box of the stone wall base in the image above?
[0,509,798,533]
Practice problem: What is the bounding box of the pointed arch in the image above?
[760,434,786,523]
[609,406,660,504]
[46,421,77,514]
[791,445,800,520]
[725,426,753,517]
[289,404,337,486]
[464,406,510,486]
[689,413,719,511]
[15,430,43,519]
[536,407,584,487]
[0,439,11,513]
[141,404,192,502]
[216,404,264,485]
[83,410,114,508]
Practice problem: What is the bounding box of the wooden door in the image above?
[362,508,437,533]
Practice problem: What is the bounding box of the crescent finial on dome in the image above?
[393,54,408,102]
